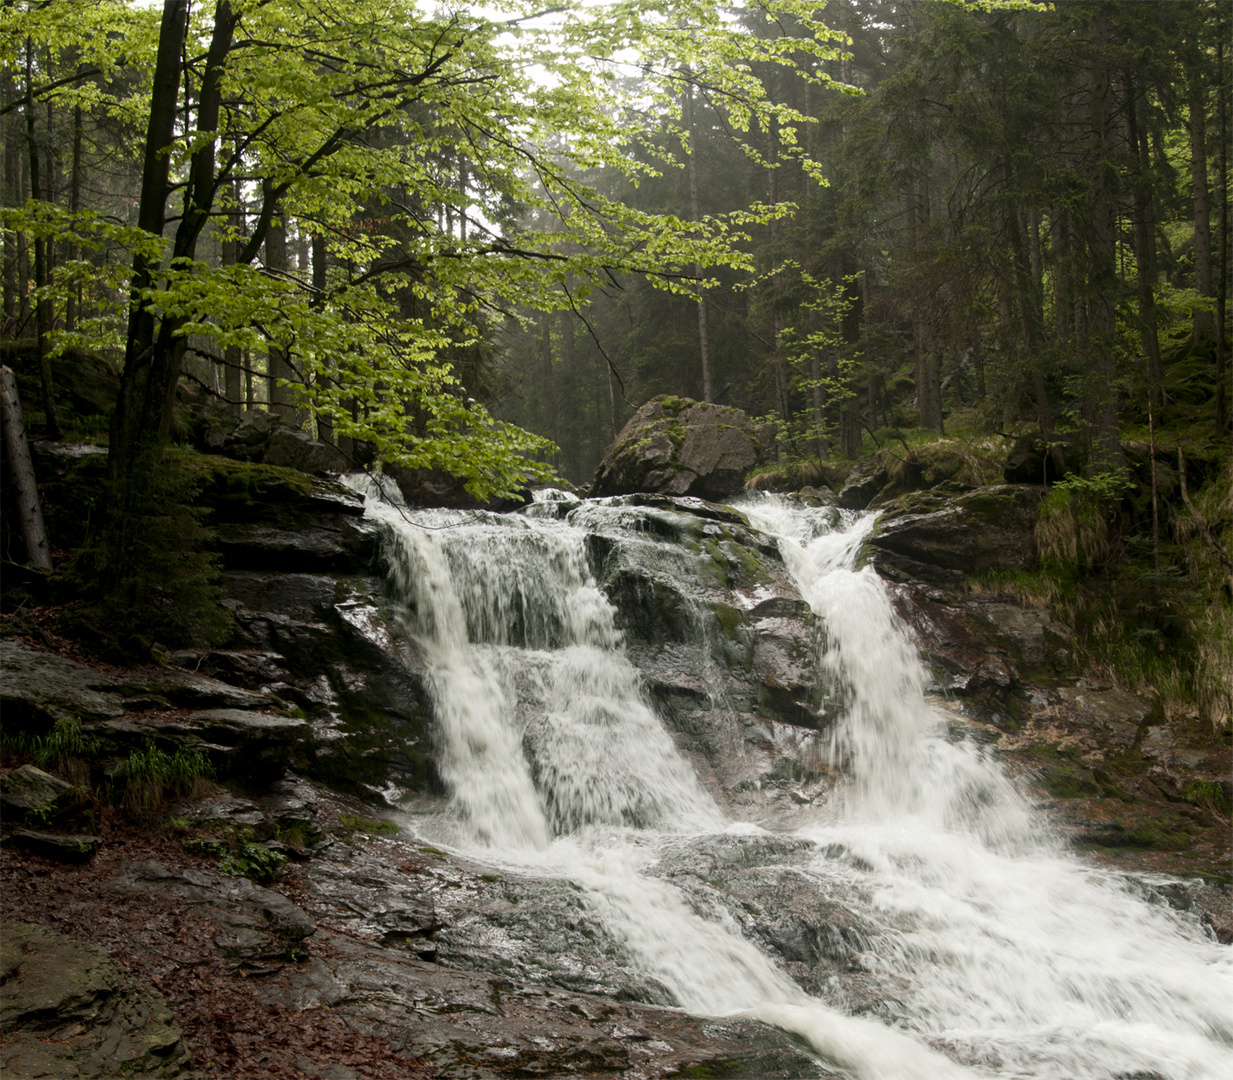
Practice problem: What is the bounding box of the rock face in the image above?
[1,923,199,1079]
[193,406,351,477]
[565,494,829,805]
[590,396,764,500]
[865,483,1045,583]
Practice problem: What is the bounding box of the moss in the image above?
[1035,763,1102,799]
[1034,762,1133,802]
[699,539,730,587]
[725,540,771,586]
[655,394,692,417]
[182,451,315,504]
[666,1064,745,1079]
[337,812,398,837]
[713,602,743,640]
[1116,822,1192,851]
[1183,779,1232,818]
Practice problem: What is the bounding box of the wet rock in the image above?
[117,861,316,960]
[836,459,889,510]
[1055,683,1151,749]
[0,638,124,732]
[386,464,530,510]
[0,923,199,1078]
[590,396,764,500]
[193,407,350,476]
[977,602,1072,673]
[1002,432,1084,485]
[3,829,102,863]
[214,519,376,574]
[114,668,276,712]
[93,709,310,785]
[262,425,351,476]
[1,763,74,819]
[867,484,1045,584]
[652,835,884,1006]
[0,765,95,835]
[217,571,340,623]
[7,342,118,422]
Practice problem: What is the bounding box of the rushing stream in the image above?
[357,484,1232,1080]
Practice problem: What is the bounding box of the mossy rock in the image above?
[591,396,765,500]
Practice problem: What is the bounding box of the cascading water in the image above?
[357,483,1232,1080]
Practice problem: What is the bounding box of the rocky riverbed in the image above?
[2,447,1230,1079]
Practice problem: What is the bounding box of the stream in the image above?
[357,484,1232,1080]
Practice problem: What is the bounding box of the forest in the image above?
[0,0,1229,708]
[1,8,1232,1075]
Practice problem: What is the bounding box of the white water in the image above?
[358,485,1233,1080]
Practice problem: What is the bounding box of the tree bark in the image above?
[1216,33,1228,430]
[1082,15,1125,472]
[1125,77,1162,390]
[684,84,712,402]
[1189,43,1214,344]
[111,0,240,496]
[65,105,82,333]
[109,0,192,498]
[264,211,299,424]
[0,364,52,572]
[25,39,59,438]
[2,62,19,331]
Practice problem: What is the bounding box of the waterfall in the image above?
[364,490,719,847]
[359,484,1233,1080]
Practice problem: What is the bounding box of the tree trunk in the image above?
[1083,15,1125,472]
[2,63,20,331]
[1189,45,1214,344]
[25,39,59,438]
[222,170,244,415]
[684,84,712,402]
[264,211,299,424]
[810,349,825,460]
[0,364,52,572]
[768,111,789,442]
[1006,199,1050,433]
[1216,33,1228,430]
[560,309,580,481]
[1126,78,1162,390]
[65,105,83,333]
[109,0,192,499]
[311,231,339,447]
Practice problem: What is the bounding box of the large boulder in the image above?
[590,396,763,499]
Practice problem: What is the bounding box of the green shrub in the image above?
[1035,472,1131,571]
[2,717,100,786]
[219,842,288,884]
[111,743,216,820]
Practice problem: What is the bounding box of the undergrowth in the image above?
[111,743,217,821]
[2,717,100,786]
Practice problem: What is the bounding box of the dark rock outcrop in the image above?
[1002,431,1085,485]
[866,483,1045,584]
[0,639,125,731]
[836,458,890,510]
[193,406,351,477]
[591,396,764,500]
[575,494,830,804]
